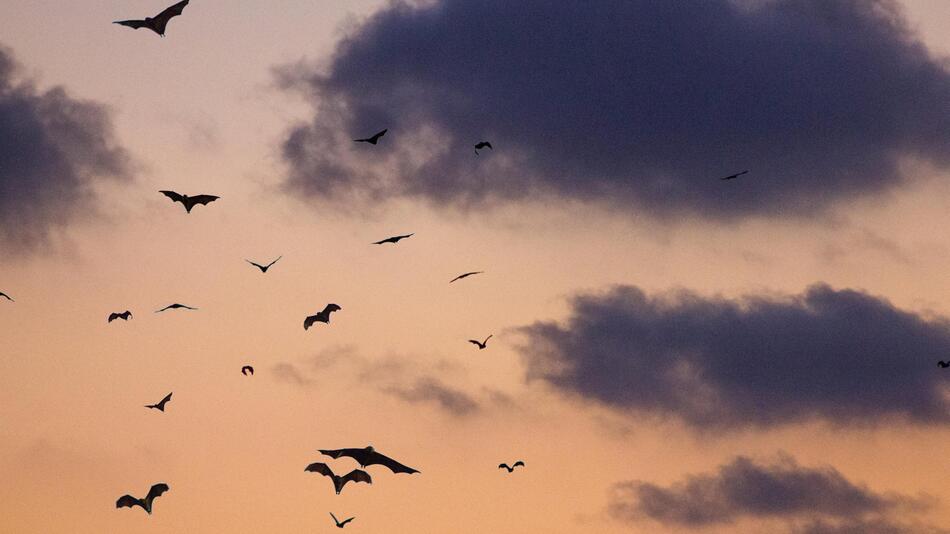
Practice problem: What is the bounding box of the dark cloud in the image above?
[279,0,950,219]
[0,44,130,251]
[518,283,950,430]
[382,377,480,416]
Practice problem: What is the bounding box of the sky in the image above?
[1,1,950,532]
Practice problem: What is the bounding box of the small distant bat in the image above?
[115,483,169,514]
[305,463,372,495]
[241,365,254,376]
[720,170,749,181]
[114,0,189,37]
[108,311,133,323]
[354,129,387,145]
[450,271,483,284]
[474,141,492,155]
[245,256,282,273]
[498,461,525,473]
[304,304,342,330]
[155,303,197,313]
[372,233,414,245]
[145,392,173,412]
[468,335,492,350]
[330,513,355,529]
[319,446,420,474]
[159,190,220,213]
[0,292,13,302]
[939,361,950,368]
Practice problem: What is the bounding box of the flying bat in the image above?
[304,304,342,330]
[155,303,197,313]
[115,483,169,514]
[372,233,414,245]
[468,335,493,350]
[354,129,387,145]
[246,256,282,273]
[305,463,372,495]
[939,361,950,368]
[145,392,173,412]
[450,271,484,283]
[498,461,525,473]
[241,365,254,376]
[720,170,749,181]
[114,0,189,37]
[108,310,133,323]
[159,190,220,213]
[319,446,420,474]
[474,141,493,155]
[330,513,355,529]
[0,292,13,302]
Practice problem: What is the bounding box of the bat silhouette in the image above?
[468,335,493,350]
[319,446,420,474]
[159,190,220,213]
[145,392,173,412]
[241,365,254,376]
[450,271,484,283]
[305,463,372,495]
[474,141,493,155]
[331,512,355,528]
[0,292,13,302]
[720,170,749,181]
[108,311,133,323]
[498,461,525,473]
[354,129,387,145]
[114,0,189,37]
[304,304,342,330]
[115,483,169,514]
[155,303,197,313]
[939,361,950,368]
[372,233,414,245]
[245,256,282,273]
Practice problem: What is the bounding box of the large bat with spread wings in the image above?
[304,304,341,330]
[319,446,420,474]
[159,190,220,213]
[114,0,189,37]
[305,463,372,495]
[115,483,169,514]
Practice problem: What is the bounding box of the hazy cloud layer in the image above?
[0,44,130,251]
[518,283,950,430]
[279,0,950,219]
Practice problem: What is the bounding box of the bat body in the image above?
[474,141,493,155]
[155,303,197,313]
[304,304,341,330]
[372,233,414,245]
[450,271,484,283]
[468,335,493,350]
[498,461,525,473]
[305,463,372,495]
[319,446,420,474]
[145,392,173,412]
[331,513,355,528]
[114,0,189,37]
[720,170,749,181]
[108,310,133,323]
[241,365,254,376]
[159,190,220,213]
[939,361,950,368]
[246,256,282,273]
[354,129,387,145]
[116,483,169,514]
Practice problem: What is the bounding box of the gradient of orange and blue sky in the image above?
[2,1,950,533]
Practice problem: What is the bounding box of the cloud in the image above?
[278,0,950,219]
[0,44,130,252]
[518,283,950,430]
[272,362,314,386]
[609,454,940,533]
[382,376,480,416]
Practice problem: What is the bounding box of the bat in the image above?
[145,392,173,412]
[0,292,13,302]
[449,271,483,283]
[354,129,387,145]
[319,446,420,474]
[245,256,282,273]
[330,512,355,528]
[372,233,414,245]
[720,170,749,181]
[468,335,492,350]
[498,461,525,473]
[159,190,220,213]
[938,361,950,368]
[114,0,189,37]
[155,303,197,313]
[305,463,372,495]
[115,483,170,514]
[241,365,254,376]
[474,141,492,155]
[108,310,133,323]
[304,304,341,330]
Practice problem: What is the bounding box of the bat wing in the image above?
[319,448,359,460]
[513,461,525,467]
[160,190,184,204]
[114,19,148,29]
[108,313,119,322]
[305,462,335,477]
[116,495,141,509]
[159,392,173,404]
[189,195,220,206]
[265,256,282,269]
[341,469,372,487]
[145,483,169,503]
[303,315,318,330]
[498,463,510,470]
[322,304,341,315]
[152,0,189,34]
[372,129,388,141]
[468,340,481,346]
[367,452,420,474]
[246,260,265,270]
[372,237,393,244]
[341,517,355,526]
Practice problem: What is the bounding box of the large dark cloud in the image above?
[518,283,950,430]
[609,455,941,533]
[279,0,950,219]
[0,44,129,251]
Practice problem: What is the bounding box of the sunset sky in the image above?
[2,1,950,533]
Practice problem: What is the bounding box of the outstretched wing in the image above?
[264,256,282,269]
[305,462,335,478]
[159,392,173,405]
[330,512,339,524]
[341,469,372,487]
[114,19,148,30]
[152,0,189,34]
[189,195,220,207]
[116,495,142,509]
[303,315,318,330]
[108,313,120,322]
[513,460,525,467]
[468,340,481,346]
[366,451,420,474]
[246,259,265,270]
[371,129,388,142]
[145,483,169,503]
[322,303,342,315]
[319,448,359,460]
[498,463,510,470]
[0,292,12,301]
[340,517,355,526]
[159,190,185,204]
